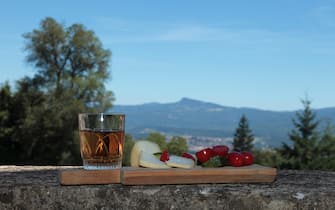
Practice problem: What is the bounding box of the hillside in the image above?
[110,98,335,147]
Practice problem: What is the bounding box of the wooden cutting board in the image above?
[59,168,121,185]
[59,164,276,185]
[121,164,276,185]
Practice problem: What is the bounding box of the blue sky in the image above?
[1,0,335,111]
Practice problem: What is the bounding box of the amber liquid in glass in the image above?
[79,130,124,169]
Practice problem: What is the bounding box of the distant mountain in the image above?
[110,97,335,148]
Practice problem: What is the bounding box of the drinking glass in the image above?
[78,113,125,170]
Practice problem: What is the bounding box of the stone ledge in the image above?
[0,166,334,210]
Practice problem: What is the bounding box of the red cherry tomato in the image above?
[212,145,229,157]
[228,152,244,167]
[196,148,214,163]
[241,151,254,166]
[160,150,170,162]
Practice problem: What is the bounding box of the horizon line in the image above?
[112,97,335,112]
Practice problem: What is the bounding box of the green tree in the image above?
[122,134,135,166]
[23,17,113,109]
[0,83,17,163]
[233,114,254,151]
[1,17,114,165]
[253,149,284,168]
[146,132,167,150]
[279,99,319,169]
[0,83,13,143]
[167,136,188,155]
[309,124,335,170]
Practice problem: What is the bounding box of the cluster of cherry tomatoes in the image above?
[191,145,254,167]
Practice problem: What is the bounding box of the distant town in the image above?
[164,134,269,153]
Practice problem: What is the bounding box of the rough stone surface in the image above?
[0,166,334,210]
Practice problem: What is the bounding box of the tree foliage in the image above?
[0,83,17,163]
[146,132,167,150]
[23,17,113,109]
[146,132,189,155]
[167,136,188,156]
[0,17,113,165]
[278,99,319,169]
[308,124,335,170]
[253,149,285,168]
[122,134,135,166]
[233,114,254,152]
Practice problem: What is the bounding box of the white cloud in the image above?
[96,17,280,45]
[95,16,335,57]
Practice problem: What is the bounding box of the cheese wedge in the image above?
[139,151,170,168]
[130,140,161,167]
[166,155,195,169]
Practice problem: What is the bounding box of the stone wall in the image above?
[0,166,334,210]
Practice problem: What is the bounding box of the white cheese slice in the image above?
[166,155,195,169]
[130,140,161,167]
[139,151,170,168]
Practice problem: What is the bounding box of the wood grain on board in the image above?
[59,164,276,185]
[121,164,276,185]
[59,168,121,185]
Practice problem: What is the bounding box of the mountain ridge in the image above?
[110,98,335,147]
[116,97,335,112]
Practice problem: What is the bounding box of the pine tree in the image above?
[233,115,254,152]
[309,123,335,170]
[279,99,319,169]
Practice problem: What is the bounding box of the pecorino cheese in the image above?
[166,155,195,169]
[130,140,161,167]
[139,151,170,168]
